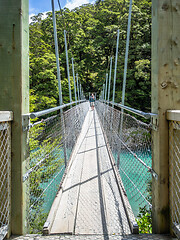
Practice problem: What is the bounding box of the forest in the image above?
[29,0,151,113]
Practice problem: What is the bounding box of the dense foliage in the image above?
[136,178,152,233]
[136,206,152,233]
[30,0,151,112]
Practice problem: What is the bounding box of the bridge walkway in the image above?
[46,108,131,236]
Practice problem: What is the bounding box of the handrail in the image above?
[100,100,157,119]
[167,110,180,121]
[30,100,86,119]
[0,111,13,122]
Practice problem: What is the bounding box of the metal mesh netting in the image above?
[24,102,89,233]
[0,121,11,239]
[64,103,88,160]
[169,120,180,231]
[96,101,152,216]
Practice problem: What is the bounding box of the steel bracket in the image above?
[43,221,50,235]
[151,115,158,131]
[22,114,30,131]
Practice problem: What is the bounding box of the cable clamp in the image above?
[150,169,158,180]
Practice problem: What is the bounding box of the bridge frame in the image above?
[0,0,180,236]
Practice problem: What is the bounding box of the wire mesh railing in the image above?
[0,113,12,239]
[23,101,88,233]
[95,101,152,217]
[168,112,180,237]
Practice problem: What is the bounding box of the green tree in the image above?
[29,0,152,111]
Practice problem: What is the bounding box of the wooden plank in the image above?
[95,112,131,235]
[95,111,138,234]
[75,150,103,234]
[50,153,85,234]
[75,111,103,234]
[50,111,92,234]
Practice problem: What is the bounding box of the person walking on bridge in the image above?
[89,93,95,110]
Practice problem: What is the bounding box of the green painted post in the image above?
[152,0,180,233]
[0,0,29,235]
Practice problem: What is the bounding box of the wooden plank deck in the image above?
[46,109,132,236]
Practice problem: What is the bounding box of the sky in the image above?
[29,0,95,21]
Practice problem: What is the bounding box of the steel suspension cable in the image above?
[107,57,113,102]
[64,30,72,103]
[72,58,77,102]
[51,0,63,105]
[57,0,66,30]
[112,29,120,105]
[57,0,81,102]
[122,0,133,106]
[118,0,133,169]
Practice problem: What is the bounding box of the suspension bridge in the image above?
[0,0,180,240]
[3,99,158,237]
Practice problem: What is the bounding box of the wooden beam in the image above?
[152,0,180,234]
[0,0,29,235]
